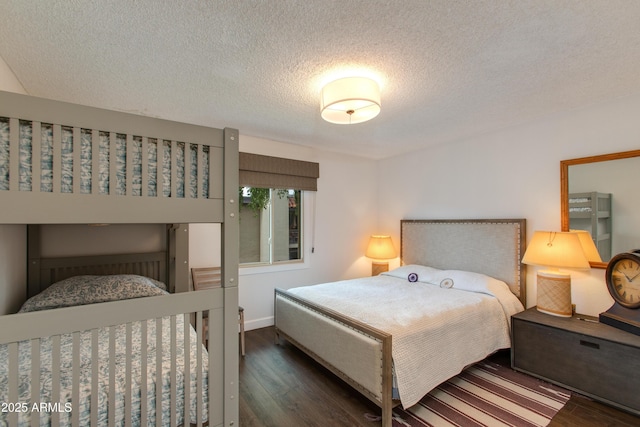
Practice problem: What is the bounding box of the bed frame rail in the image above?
[274,288,395,427]
[0,289,224,427]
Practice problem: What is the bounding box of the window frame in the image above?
[238,187,307,271]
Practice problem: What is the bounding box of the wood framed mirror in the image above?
[561,149,640,268]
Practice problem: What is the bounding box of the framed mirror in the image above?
[561,149,640,268]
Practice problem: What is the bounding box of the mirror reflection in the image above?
[561,150,640,267]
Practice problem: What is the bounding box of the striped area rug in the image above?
[392,358,571,427]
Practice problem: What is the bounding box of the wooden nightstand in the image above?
[511,307,640,416]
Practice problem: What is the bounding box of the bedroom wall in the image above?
[0,54,26,94]
[378,92,640,317]
[189,223,222,270]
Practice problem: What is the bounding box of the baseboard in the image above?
[245,316,274,331]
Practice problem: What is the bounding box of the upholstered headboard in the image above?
[401,219,526,306]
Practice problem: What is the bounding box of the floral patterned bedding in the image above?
[18,275,168,313]
[0,118,209,198]
[0,275,209,426]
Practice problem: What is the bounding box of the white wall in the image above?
[189,223,222,269]
[379,93,640,316]
[0,54,26,94]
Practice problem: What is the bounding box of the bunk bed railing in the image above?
[0,91,226,224]
[0,289,224,427]
[0,118,223,198]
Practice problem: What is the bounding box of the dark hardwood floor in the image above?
[240,326,640,426]
[548,395,640,427]
[239,326,382,427]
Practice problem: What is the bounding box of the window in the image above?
[237,152,318,267]
[239,187,302,265]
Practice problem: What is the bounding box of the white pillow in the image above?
[435,269,525,318]
[384,264,511,296]
[431,269,507,296]
[382,264,443,283]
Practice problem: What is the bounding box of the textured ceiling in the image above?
[1,1,640,159]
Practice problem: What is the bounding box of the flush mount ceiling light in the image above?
[320,77,381,124]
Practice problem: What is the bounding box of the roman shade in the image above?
[239,153,320,191]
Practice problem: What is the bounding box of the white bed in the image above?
[0,91,240,427]
[275,219,526,427]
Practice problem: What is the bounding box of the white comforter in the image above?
[286,265,524,408]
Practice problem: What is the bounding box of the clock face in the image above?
[608,255,640,308]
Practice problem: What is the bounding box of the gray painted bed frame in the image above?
[0,91,240,427]
[275,218,526,427]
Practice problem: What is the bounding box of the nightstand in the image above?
[511,307,640,416]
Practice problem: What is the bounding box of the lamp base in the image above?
[536,270,572,317]
[371,262,389,276]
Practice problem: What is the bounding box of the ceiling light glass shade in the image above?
[321,77,381,124]
[365,235,396,260]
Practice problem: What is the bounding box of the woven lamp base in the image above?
[371,262,389,276]
[536,271,572,317]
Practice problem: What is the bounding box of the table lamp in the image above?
[522,231,593,317]
[365,235,396,276]
[570,229,603,264]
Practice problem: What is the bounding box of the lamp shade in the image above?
[321,77,381,124]
[570,229,603,263]
[365,235,396,260]
[522,231,590,269]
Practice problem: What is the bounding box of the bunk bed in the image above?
[0,91,239,427]
[569,191,612,261]
[275,219,526,427]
